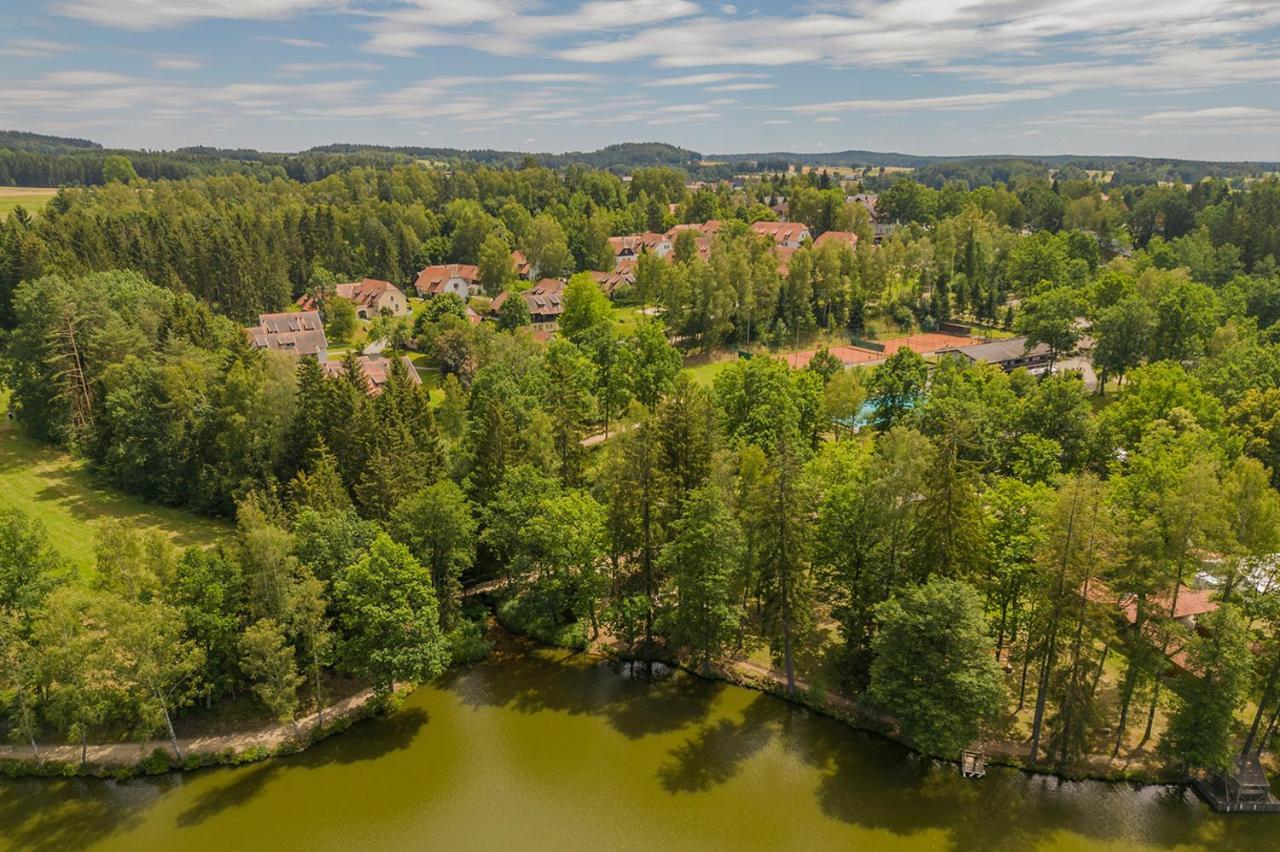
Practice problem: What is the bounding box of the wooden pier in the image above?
[1191,756,1280,813]
[960,750,987,779]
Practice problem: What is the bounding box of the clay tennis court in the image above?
[780,332,983,369]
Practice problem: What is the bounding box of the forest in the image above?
[3,146,1280,782]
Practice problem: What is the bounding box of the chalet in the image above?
[321,355,421,396]
[609,235,646,265]
[1086,579,1221,677]
[666,219,723,241]
[813,231,859,252]
[750,220,811,249]
[244,311,327,360]
[511,250,533,280]
[608,232,672,267]
[491,278,566,331]
[332,278,409,318]
[414,264,481,299]
[591,268,635,300]
[936,337,1053,373]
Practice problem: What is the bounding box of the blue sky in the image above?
[3,1,1280,160]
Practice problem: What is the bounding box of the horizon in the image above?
[8,131,1280,167]
[2,2,1279,160]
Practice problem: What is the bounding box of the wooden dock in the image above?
[960,750,987,778]
[1191,756,1280,812]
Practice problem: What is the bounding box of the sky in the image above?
[2,1,1280,160]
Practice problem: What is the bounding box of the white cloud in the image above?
[154,57,202,70]
[784,89,1056,114]
[42,70,134,85]
[645,72,763,87]
[705,83,775,92]
[0,39,72,57]
[278,61,383,74]
[56,0,342,28]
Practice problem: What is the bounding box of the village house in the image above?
[511,250,533,280]
[591,268,635,300]
[296,278,409,319]
[244,311,328,360]
[1085,579,1220,677]
[813,231,859,252]
[750,220,812,249]
[490,278,566,331]
[414,264,481,299]
[321,354,420,396]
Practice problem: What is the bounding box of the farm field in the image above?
[0,390,229,571]
[0,186,58,218]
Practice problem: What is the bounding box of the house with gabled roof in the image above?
[490,278,567,331]
[414,264,481,299]
[750,220,811,249]
[298,278,410,319]
[245,311,328,360]
[321,354,420,396]
[813,231,859,253]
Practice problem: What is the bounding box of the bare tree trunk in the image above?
[161,701,183,762]
[1243,652,1280,757]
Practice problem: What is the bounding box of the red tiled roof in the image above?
[321,355,420,396]
[414,264,480,296]
[751,220,811,244]
[814,231,859,251]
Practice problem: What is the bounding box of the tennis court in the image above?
[780,332,983,368]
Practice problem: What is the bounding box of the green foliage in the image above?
[868,577,1006,757]
[333,534,448,693]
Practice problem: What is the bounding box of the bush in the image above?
[139,747,174,775]
[497,594,588,650]
[447,619,494,664]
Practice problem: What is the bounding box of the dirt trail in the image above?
[0,688,378,768]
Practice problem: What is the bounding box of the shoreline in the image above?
[0,623,1244,812]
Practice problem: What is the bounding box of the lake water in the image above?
[0,640,1273,851]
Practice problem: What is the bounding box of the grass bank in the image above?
[0,390,229,571]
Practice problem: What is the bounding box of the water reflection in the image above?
[1,637,1276,851]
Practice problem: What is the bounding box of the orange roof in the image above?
[414,264,479,296]
[814,231,859,251]
[751,220,810,244]
[321,355,420,396]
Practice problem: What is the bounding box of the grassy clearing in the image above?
[0,390,229,572]
[0,187,57,218]
[682,357,736,386]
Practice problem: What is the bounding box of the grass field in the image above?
[682,357,735,386]
[0,187,58,218]
[0,391,229,571]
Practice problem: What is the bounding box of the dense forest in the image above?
[3,145,1280,783]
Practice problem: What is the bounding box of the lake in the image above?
[0,640,1272,851]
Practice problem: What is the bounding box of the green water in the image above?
[1,642,1274,851]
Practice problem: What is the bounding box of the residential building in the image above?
[490,278,566,331]
[813,231,859,252]
[511,250,533,280]
[327,278,410,318]
[321,354,421,396]
[414,264,481,299]
[244,311,328,360]
[750,220,812,248]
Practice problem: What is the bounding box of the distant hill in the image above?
[307,141,702,172]
[0,130,102,153]
[2,130,1277,187]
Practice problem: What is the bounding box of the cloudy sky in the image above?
[3,1,1280,159]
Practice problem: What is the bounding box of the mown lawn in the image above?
[682,357,735,386]
[0,391,229,572]
[0,187,57,218]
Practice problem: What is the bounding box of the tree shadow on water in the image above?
[656,693,779,793]
[0,774,174,851]
[174,706,430,829]
[438,640,722,741]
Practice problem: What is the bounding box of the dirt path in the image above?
[0,687,379,768]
